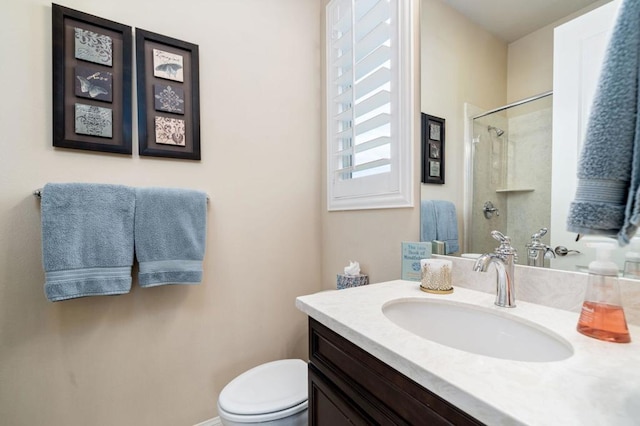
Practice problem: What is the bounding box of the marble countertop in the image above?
[296,281,640,425]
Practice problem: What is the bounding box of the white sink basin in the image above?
[382,298,573,362]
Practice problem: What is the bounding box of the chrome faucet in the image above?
[525,228,555,267]
[473,230,518,308]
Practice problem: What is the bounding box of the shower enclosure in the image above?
[467,92,553,257]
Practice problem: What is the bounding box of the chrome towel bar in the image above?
[33,188,210,203]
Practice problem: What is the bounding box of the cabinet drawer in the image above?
[309,318,484,426]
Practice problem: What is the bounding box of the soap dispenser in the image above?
[577,239,631,343]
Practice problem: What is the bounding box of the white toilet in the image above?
[217,359,308,426]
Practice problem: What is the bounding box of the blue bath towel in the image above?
[421,200,438,243]
[421,200,459,254]
[41,183,135,301]
[134,188,207,287]
[567,0,640,245]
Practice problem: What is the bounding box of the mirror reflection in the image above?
[469,93,553,260]
[419,0,636,275]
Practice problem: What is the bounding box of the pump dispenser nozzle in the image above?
[587,241,618,275]
[577,238,630,343]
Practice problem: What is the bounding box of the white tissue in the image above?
[344,261,361,276]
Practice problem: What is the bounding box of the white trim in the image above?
[463,102,484,254]
[326,0,414,211]
[396,0,415,208]
[193,417,222,426]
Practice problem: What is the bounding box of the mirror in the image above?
[418,0,635,275]
[467,93,553,259]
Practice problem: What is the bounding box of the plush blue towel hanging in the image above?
[421,200,459,254]
[134,187,207,287]
[41,183,135,302]
[566,0,640,245]
[421,200,438,243]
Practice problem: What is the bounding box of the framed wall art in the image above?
[421,113,445,184]
[52,4,132,154]
[135,29,201,160]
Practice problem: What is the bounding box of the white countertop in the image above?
[296,281,640,425]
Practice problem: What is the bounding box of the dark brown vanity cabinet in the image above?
[308,318,485,425]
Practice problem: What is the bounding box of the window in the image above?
[326,0,413,211]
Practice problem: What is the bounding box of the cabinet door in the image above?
[309,364,370,426]
[309,318,484,425]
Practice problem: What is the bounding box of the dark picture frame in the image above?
[421,113,445,184]
[136,29,201,160]
[52,4,132,154]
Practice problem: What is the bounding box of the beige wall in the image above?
[419,0,508,245]
[507,0,612,102]
[507,27,554,103]
[320,0,422,289]
[0,1,321,425]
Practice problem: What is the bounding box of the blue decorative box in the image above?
[337,274,369,289]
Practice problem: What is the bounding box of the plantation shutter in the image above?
[327,0,412,210]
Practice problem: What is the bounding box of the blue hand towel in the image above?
[434,200,460,254]
[421,200,459,254]
[41,183,135,302]
[420,200,438,243]
[567,0,640,245]
[134,188,207,287]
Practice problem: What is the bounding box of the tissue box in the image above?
[337,274,369,290]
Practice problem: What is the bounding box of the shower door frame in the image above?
[463,91,553,255]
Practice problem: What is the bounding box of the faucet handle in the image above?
[491,230,510,244]
[491,230,518,258]
[530,228,548,241]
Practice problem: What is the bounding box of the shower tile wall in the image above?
[471,117,508,255]
[469,96,552,257]
[506,104,552,255]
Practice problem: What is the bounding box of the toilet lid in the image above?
[218,359,308,416]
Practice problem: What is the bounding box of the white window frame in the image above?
[326,0,414,211]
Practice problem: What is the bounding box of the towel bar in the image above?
[33,188,210,203]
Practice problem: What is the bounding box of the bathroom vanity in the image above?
[296,280,640,425]
[308,317,482,425]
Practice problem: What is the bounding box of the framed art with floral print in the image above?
[135,29,200,160]
[52,4,132,154]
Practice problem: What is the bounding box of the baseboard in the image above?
[193,416,222,426]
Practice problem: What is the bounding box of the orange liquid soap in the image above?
[577,301,631,343]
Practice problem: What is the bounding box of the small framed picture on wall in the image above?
[421,113,445,184]
[135,29,201,160]
[51,4,133,154]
